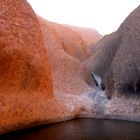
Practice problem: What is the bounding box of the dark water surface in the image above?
[1,119,140,140]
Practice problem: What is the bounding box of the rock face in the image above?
[83,6,140,123]
[0,0,53,95]
[65,25,102,56]
[1,0,140,135]
[48,21,89,61]
[0,0,54,134]
[0,0,101,134]
[66,25,101,46]
[38,16,96,95]
[85,5,140,98]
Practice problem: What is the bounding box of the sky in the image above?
[27,0,140,35]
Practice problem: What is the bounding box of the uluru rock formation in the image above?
[0,0,140,135]
[38,16,98,95]
[65,25,102,56]
[0,0,54,134]
[0,0,101,134]
[65,25,101,46]
[85,5,140,98]
[85,6,140,121]
[40,17,87,61]
[0,0,53,95]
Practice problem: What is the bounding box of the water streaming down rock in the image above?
[85,5,140,121]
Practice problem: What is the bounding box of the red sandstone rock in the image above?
[39,17,88,61]
[2,0,140,135]
[0,0,98,134]
[65,25,102,56]
[0,0,53,133]
[38,16,95,95]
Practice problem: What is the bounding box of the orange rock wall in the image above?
[0,0,53,95]
[0,0,53,134]
[0,0,101,134]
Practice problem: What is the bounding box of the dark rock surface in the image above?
[85,5,140,98]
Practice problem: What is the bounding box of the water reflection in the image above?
[1,119,140,140]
